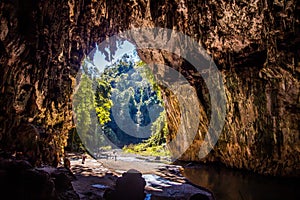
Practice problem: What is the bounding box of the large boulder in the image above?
[0,158,79,200]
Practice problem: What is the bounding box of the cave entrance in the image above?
[72,40,171,171]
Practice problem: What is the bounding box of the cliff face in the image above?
[136,0,300,176]
[0,0,299,176]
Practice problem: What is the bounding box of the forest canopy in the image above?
[71,52,168,156]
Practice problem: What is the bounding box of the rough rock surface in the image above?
[0,157,79,200]
[0,0,299,176]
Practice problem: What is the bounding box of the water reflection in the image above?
[183,164,300,200]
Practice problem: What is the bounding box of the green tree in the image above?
[94,80,113,125]
[73,74,94,148]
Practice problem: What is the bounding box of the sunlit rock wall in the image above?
[136,0,300,176]
[0,0,299,176]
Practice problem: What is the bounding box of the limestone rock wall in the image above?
[0,0,131,165]
[139,0,300,176]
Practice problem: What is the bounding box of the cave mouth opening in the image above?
[72,40,171,164]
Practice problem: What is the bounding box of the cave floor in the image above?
[68,152,212,200]
[69,153,115,199]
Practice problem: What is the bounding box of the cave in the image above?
[0,0,299,199]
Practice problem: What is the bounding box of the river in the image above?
[182,163,300,200]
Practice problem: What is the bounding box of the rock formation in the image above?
[0,0,299,176]
[0,157,79,199]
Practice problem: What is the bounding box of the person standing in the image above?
[82,153,87,164]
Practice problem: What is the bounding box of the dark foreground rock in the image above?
[0,158,79,200]
[148,184,213,200]
[104,169,146,200]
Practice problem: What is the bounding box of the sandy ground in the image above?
[68,150,171,199]
[69,153,116,199]
[96,150,170,174]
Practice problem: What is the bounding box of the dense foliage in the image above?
[97,55,165,146]
[71,53,168,154]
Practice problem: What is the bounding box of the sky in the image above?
[92,40,140,73]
